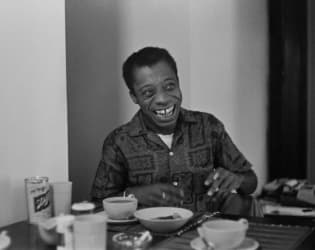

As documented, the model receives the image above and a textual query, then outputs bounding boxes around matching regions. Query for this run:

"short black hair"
[122,46,178,93]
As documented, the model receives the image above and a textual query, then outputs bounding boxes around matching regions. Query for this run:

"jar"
[71,202,95,215]
[24,176,52,224]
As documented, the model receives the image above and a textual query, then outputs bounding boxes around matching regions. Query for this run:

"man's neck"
[141,113,177,135]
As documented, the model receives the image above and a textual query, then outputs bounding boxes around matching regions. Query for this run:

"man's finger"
[207,181,220,196]
[218,175,233,190]
[160,185,184,204]
[204,168,218,186]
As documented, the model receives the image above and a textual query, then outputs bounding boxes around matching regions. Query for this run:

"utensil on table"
[175,211,220,237]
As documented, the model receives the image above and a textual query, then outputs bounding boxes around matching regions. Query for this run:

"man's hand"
[204,167,244,199]
[127,183,184,207]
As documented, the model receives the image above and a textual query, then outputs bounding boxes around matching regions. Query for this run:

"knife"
[175,211,220,237]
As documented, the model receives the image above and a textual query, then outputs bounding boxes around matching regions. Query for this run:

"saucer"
[96,211,138,224]
[190,237,259,250]
[107,217,138,224]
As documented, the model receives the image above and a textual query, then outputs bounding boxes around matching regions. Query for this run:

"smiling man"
[91,47,260,216]
[129,58,181,135]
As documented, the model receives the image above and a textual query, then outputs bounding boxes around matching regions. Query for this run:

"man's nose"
[154,90,169,104]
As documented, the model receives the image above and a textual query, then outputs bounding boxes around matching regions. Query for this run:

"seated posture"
[91,46,259,216]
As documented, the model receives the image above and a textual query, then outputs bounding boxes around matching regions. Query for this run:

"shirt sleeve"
[90,132,127,204]
[212,120,252,173]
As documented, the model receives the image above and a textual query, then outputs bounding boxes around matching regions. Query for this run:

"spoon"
[200,236,215,250]
[134,231,151,247]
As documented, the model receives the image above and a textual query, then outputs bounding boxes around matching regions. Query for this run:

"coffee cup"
[103,196,138,220]
[197,218,248,249]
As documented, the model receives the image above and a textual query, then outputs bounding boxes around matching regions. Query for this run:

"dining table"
[1,212,315,250]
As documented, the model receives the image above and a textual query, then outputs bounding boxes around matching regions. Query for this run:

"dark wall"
[268,0,307,180]
[66,0,122,202]
[307,0,315,183]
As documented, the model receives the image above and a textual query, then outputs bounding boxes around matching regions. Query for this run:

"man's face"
[130,61,182,133]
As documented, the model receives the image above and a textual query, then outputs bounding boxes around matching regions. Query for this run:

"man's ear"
[129,91,138,104]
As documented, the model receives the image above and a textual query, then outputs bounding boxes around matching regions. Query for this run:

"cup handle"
[197,227,204,238]
[237,218,249,229]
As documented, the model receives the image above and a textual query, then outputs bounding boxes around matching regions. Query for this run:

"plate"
[96,211,138,224]
[190,237,259,250]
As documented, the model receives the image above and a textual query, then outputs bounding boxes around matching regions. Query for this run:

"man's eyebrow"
[138,84,153,91]
[164,77,177,82]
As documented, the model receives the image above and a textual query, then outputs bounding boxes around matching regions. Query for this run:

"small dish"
[0,231,11,250]
[190,237,259,250]
[96,211,138,224]
[112,231,152,249]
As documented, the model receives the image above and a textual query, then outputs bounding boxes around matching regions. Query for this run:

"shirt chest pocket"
[126,154,156,185]
[188,147,213,169]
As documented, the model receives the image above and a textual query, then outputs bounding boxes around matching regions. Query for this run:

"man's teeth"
[155,106,174,117]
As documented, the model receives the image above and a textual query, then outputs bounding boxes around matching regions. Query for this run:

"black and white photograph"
[1,0,315,249]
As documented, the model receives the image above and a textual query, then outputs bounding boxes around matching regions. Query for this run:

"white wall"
[0,1,68,226]
[190,1,268,192]
[67,0,267,201]
[115,0,192,117]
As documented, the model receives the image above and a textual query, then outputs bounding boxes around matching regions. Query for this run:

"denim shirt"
[91,108,252,212]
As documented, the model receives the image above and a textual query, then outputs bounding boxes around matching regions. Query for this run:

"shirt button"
[169,151,174,156]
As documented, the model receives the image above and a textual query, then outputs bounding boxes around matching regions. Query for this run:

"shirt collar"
[127,108,198,137]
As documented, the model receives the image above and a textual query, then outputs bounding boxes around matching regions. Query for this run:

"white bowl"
[134,207,193,233]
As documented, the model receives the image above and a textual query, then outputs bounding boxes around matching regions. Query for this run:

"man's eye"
[165,83,175,91]
[142,90,154,98]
